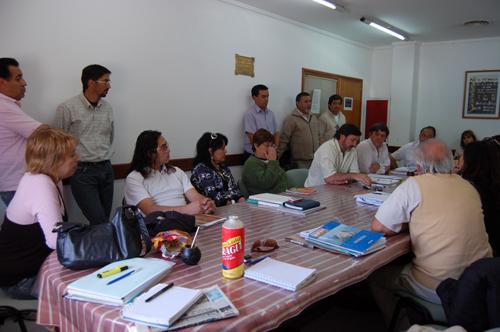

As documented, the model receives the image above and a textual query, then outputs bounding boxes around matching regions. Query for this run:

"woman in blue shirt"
[191,132,244,206]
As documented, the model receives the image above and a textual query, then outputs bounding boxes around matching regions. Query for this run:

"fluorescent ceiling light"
[313,0,336,10]
[360,17,407,41]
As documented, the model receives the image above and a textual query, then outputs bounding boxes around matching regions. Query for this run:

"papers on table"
[354,191,391,207]
[248,193,294,206]
[368,174,403,186]
[247,193,324,216]
[168,285,239,330]
[244,257,316,291]
[391,166,416,176]
[65,258,174,306]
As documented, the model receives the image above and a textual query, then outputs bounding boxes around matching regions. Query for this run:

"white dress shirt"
[305,139,359,187]
[356,139,390,174]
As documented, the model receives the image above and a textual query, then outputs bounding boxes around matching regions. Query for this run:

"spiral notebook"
[244,258,316,291]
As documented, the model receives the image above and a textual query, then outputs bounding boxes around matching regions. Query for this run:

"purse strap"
[133,207,152,255]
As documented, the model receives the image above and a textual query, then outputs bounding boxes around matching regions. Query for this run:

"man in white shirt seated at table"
[390,126,436,169]
[305,124,371,187]
[357,122,391,174]
[370,139,492,323]
[124,130,215,216]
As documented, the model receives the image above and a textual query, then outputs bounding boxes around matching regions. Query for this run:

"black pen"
[145,282,174,303]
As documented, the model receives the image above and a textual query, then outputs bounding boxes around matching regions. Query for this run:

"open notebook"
[244,258,316,291]
[122,284,203,329]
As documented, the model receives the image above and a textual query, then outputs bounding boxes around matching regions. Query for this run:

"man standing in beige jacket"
[278,92,320,169]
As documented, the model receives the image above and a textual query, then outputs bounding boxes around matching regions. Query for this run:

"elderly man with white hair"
[369,139,492,323]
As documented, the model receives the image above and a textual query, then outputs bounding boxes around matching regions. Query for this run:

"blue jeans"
[70,161,114,225]
[0,191,15,206]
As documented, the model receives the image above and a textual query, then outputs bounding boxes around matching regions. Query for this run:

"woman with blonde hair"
[0,127,79,298]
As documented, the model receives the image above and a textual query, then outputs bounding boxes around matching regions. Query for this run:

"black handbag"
[54,206,151,270]
[144,211,196,236]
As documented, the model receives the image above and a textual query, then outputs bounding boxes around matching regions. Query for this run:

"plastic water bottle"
[221,215,245,279]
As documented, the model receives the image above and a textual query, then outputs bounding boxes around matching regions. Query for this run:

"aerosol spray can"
[221,215,245,279]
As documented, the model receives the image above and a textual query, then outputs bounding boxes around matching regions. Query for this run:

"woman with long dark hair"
[191,132,244,206]
[462,138,500,255]
[125,130,215,215]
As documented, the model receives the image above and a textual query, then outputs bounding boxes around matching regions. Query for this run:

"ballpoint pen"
[97,265,129,278]
[144,282,174,303]
[107,269,136,285]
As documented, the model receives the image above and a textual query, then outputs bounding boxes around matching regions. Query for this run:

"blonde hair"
[26,127,77,182]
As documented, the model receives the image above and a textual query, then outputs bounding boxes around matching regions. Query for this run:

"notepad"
[65,258,174,306]
[122,284,203,329]
[244,258,316,291]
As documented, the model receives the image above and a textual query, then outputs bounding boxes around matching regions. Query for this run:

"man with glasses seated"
[55,64,114,225]
[125,130,215,216]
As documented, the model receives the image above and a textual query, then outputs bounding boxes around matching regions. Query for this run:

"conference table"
[37,183,410,332]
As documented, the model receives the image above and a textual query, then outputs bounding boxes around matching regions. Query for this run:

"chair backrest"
[437,257,500,332]
[286,169,309,188]
[238,179,249,199]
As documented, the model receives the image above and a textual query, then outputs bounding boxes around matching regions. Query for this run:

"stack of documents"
[304,220,386,257]
[244,257,316,291]
[248,193,324,216]
[391,166,416,176]
[122,284,203,329]
[368,174,403,186]
[65,258,174,306]
[354,191,391,206]
[248,193,293,207]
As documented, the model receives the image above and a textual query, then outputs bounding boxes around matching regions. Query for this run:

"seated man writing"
[370,139,491,321]
[305,124,371,187]
[124,130,215,215]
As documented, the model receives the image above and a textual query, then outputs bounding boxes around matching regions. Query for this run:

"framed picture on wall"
[462,70,500,119]
[344,97,353,111]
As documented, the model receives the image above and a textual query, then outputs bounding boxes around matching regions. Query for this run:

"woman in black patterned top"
[191,132,244,207]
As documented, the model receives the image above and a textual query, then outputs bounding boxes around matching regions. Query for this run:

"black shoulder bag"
[53,206,151,270]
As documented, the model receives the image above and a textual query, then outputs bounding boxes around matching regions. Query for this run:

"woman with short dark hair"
[242,128,287,195]
[190,132,244,206]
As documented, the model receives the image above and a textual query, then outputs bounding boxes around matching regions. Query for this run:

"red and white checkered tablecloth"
[37,184,410,332]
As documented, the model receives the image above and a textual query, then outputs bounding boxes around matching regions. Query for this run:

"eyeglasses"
[251,239,279,252]
[95,80,111,86]
[157,144,170,151]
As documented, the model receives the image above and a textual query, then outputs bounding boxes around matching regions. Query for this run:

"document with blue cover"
[305,220,385,257]
[65,257,174,306]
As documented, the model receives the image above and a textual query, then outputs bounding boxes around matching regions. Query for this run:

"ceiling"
[233,0,500,47]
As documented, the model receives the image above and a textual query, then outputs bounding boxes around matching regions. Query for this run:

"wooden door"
[302,68,363,128]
